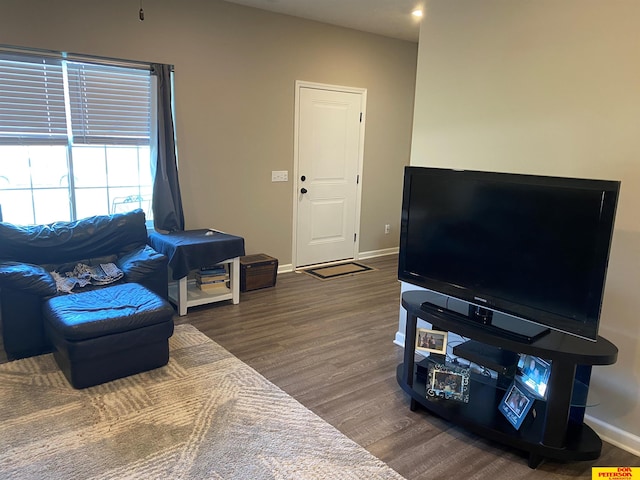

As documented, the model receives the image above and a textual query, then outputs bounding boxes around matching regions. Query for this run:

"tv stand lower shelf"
[398,290,618,469]
[396,365,603,468]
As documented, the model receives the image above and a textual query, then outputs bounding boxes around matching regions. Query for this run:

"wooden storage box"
[240,254,278,292]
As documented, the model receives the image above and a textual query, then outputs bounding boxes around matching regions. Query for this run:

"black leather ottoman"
[43,283,175,389]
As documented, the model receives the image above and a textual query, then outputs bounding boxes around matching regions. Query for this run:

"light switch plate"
[272,170,288,182]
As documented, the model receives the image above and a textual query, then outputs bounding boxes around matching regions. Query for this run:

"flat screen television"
[398,166,620,342]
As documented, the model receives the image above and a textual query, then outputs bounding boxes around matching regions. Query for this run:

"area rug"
[303,261,375,280]
[0,324,404,480]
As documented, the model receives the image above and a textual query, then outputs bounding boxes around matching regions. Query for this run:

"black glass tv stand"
[402,291,618,468]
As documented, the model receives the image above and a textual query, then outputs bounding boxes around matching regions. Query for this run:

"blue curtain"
[150,63,184,232]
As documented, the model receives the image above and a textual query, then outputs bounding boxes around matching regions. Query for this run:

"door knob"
[300,188,308,194]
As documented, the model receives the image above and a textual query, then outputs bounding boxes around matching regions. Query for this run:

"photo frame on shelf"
[426,360,470,403]
[498,380,536,430]
[517,354,552,399]
[416,328,448,355]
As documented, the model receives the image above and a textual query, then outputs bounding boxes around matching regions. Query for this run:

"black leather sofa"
[0,209,168,360]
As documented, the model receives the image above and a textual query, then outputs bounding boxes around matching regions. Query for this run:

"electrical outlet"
[385,224,391,234]
[271,170,288,182]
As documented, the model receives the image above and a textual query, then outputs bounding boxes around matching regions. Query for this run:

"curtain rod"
[0,44,174,72]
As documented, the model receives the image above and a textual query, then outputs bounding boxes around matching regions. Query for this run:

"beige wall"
[0,0,417,265]
[410,0,640,451]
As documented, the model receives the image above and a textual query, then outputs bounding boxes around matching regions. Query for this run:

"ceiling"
[221,0,423,43]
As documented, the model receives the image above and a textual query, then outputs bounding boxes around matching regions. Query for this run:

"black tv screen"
[398,167,620,342]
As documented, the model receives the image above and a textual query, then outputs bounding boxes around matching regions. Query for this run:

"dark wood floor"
[182,254,640,479]
[2,254,638,478]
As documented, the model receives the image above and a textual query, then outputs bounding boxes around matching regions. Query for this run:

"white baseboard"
[278,263,294,274]
[585,415,640,457]
[358,247,399,260]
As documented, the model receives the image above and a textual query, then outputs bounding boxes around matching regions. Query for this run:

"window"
[0,51,156,225]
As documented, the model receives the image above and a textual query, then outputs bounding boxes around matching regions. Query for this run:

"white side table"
[148,229,245,316]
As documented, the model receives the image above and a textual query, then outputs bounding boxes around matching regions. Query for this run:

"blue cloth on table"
[147,229,245,280]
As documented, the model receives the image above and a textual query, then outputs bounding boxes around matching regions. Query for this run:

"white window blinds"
[66,62,152,145]
[0,53,152,146]
[0,55,67,144]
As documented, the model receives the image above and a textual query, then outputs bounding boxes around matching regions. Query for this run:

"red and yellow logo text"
[592,467,639,479]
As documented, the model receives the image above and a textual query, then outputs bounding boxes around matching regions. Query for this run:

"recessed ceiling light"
[412,9,423,18]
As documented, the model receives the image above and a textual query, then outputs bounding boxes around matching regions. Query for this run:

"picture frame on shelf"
[416,328,448,355]
[426,360,470,403]
[498,380,536,430]
[517,354,552,399]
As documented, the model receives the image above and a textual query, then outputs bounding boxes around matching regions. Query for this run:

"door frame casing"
[292,80,367,270]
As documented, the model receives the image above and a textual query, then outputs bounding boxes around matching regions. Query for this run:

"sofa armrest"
[0,261,57,297]
[116,245,168,283]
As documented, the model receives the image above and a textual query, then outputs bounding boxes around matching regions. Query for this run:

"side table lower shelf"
[168,256,240,316]
[396,364,602,467]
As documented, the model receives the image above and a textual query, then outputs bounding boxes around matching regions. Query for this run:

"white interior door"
[294,83,365,268]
